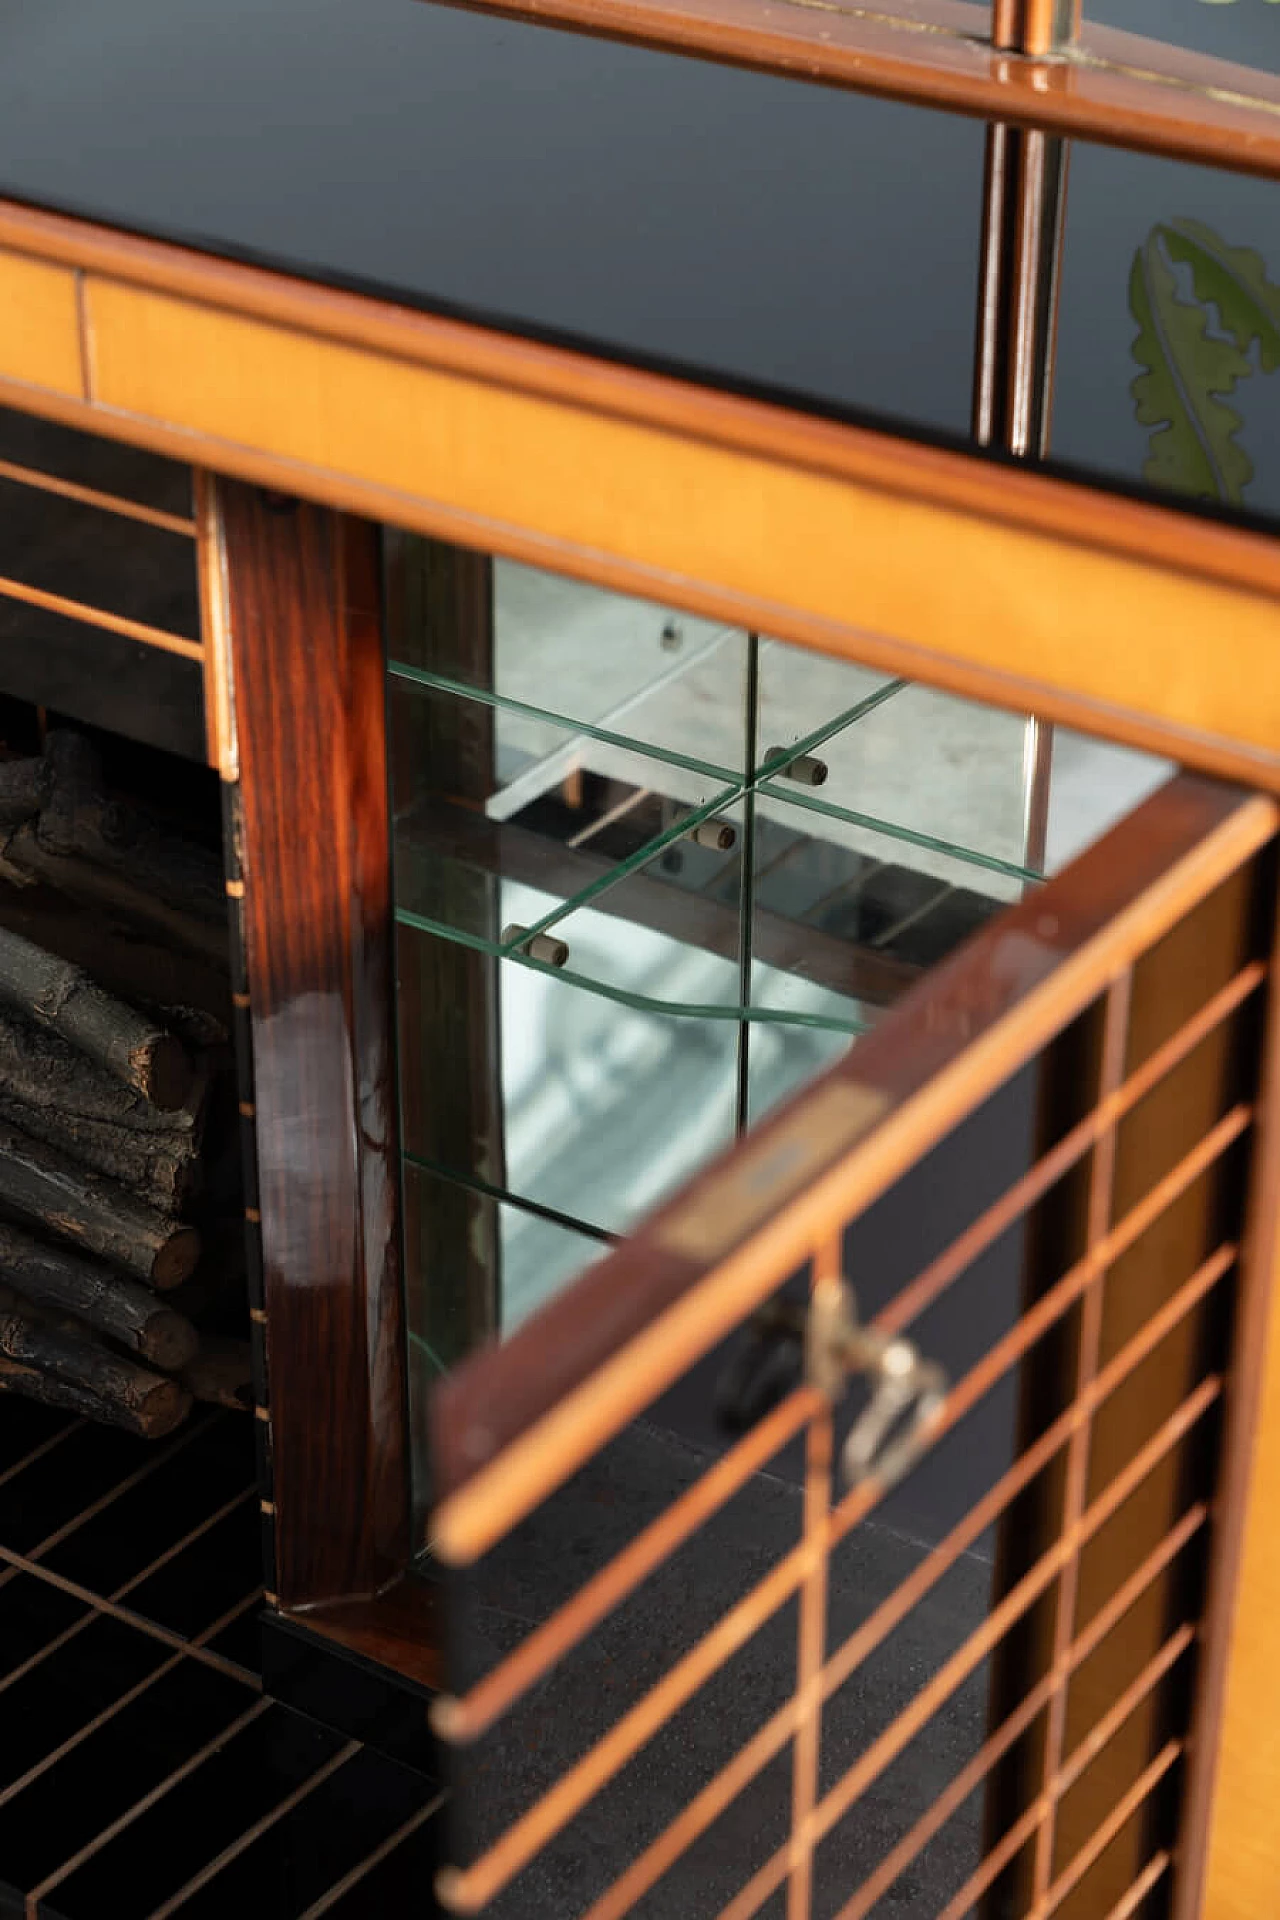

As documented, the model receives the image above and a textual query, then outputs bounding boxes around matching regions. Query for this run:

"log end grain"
[0,1354,192,1439]
[150,1226,202,1291]
[182,1338,253,1412]
[135,1032,195,1112]
[138,1307,201,1374]
[136,1376,194,1439]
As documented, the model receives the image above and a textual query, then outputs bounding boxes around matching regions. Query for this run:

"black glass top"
[1087,0,1276,71]
[0,0,1276,528]
[0,0,983,443]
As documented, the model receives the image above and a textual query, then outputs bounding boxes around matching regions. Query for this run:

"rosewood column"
[214,479,409,1607]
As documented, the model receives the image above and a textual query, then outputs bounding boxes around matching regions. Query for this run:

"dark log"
[0,1121,200,1287]
[0,1357,188,1437]
[0,883,232,1025]
[0,1308,190,1439]
[0,1221,198,1370]
[0,1095,198,1211]
[0,1008,205,1135]
[0,925,193,1109]
[182,1338,253,1411]
[40,732,225,923]
[0,1008,204,1204]
[0,732,229,966]
[0,756,49,827]
[0,821,230,969]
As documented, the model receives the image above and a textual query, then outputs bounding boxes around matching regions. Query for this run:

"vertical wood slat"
[219,481,410,1606]
[196,470,238,781]
[1188,866,1280,1920]
[787,1234,840,1920]
[1031,971,1133,1898]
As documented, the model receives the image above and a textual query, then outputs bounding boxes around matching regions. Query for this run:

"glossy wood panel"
[60,274,1280,794]
[0,247,83,399]
[217,479,410,1607]
[0,199,1275,789]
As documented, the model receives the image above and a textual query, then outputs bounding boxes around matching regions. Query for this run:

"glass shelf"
[388,544,1057,1404]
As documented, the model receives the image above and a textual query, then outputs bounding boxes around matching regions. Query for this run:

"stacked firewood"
[0,729,250,1438]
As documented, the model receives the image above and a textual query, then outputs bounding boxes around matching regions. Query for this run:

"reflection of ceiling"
[496,880,851,1325]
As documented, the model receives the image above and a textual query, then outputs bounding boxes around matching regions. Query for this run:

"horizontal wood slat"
[0,455,195,536]
[424,0,1280,177]
[0,202,1273,786]
[54,269,1280,791]
[440,1367,1216,1912]
[0,569,203,662]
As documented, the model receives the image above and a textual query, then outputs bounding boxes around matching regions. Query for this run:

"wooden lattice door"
[427,771,1279,1920]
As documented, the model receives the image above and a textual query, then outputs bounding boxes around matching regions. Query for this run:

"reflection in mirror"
[1054,142,1280,518]
[385,536,1169,1518]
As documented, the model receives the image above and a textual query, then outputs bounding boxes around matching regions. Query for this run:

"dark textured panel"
[0,407,192,518]
[0,477,198,637]
[41,1704,348,1920]
[0,603,205,762]
[0,1657,253,1895]
[1088,0,1274,68]
[262,1612,438,1776]
[159,1744,436,1918]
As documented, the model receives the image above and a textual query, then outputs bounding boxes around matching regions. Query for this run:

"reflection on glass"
[387,537,1168,1495]
[1088,0,1278,71]
[1054,144,1280,519]
[1130,218,1280,510]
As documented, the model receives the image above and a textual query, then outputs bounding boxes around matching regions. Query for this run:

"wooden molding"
[0,199,1278,790]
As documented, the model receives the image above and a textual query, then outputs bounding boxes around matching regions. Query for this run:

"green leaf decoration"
[1161,218,1280,373]
[1129,229,1254,506]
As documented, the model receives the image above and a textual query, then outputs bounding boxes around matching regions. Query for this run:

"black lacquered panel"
[0,0,984,440]
[0,605,205,761]
[0,406,193,520]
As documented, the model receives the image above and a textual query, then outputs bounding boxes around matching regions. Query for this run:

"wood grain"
[1197,876,1280,1920]
[219,481,410,1606]
[432,0,1280,174]
[0,200,1270,791]
[0,248,83,399]
[65,273,1280,794]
